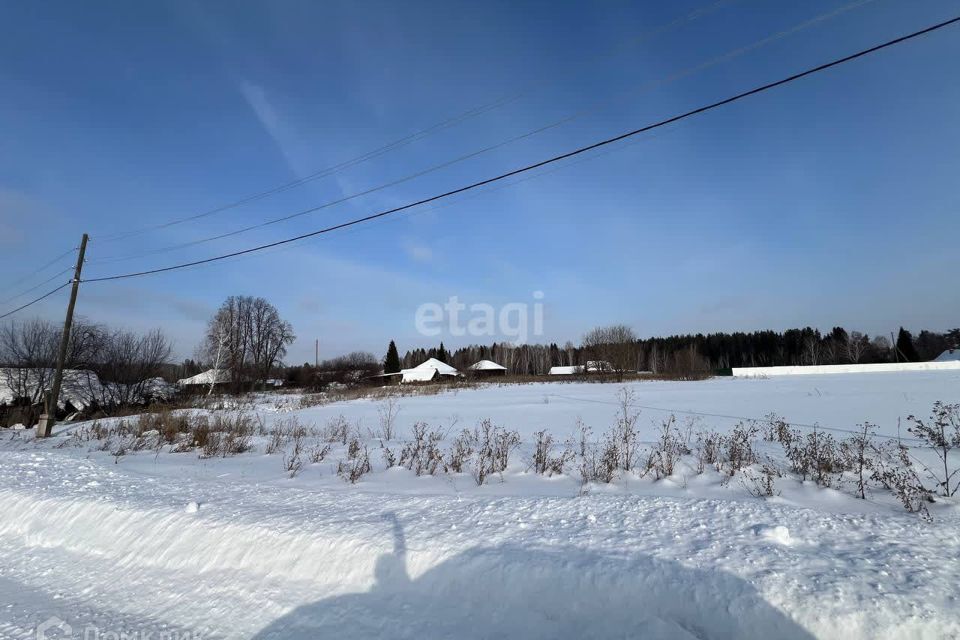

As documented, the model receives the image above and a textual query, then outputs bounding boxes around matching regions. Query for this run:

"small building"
[400,358,460,383]
[547,361,613,375]
[467,359,507,377]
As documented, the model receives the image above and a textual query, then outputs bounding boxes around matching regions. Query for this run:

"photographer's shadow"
[253,514,814,640]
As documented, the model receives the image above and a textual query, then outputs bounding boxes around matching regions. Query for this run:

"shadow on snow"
[253,513,814,640]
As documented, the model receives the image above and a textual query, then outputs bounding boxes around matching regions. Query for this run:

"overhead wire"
[80,15,960,284]
[88,0,881,266]
[0,282,72,321]
[0,246,77,296]
[92,0,740,244]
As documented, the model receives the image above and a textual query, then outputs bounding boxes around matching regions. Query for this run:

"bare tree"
[0,318,101,423]
[844,331,870,364]
[83,327,173,408]
[204,296,295,392]
[582,324,637,382]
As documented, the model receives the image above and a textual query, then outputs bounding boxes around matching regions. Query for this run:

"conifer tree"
[384,340,401,373]
[896,327,920,362]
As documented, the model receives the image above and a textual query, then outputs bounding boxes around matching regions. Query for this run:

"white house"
[467,359,507,377]
[399,358,460,383]
[548,361,613,375]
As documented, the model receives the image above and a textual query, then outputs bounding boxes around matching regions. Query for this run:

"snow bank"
[0,449,956,639]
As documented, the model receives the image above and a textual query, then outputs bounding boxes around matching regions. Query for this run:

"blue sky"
[1,0,958,363]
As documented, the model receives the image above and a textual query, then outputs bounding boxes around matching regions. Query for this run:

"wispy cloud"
[402,239,433,263]
[238,79,304,178]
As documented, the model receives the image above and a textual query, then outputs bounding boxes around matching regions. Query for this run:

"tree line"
[385,325,959,378]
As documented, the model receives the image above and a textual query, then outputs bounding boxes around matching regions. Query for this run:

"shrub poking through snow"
[322,415,351,445]
[761,413,793,446]
[613,387,641,472]
[337,445,371,483]
[840,422,877,499]
[309,442,331,464]
[741,460,781,498]
[398,422,445,476]
[906,401,960,497]
[784,428,843,488]
[694,429,723,474]
[374,397,401,441]
[723,420,760,476]
[873,439,932,520]
[530,430,575,476]
[446,429,474,474]
[469,419,520,486]
[646,415,687,480]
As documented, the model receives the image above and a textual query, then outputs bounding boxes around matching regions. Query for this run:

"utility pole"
[36,233,88,438]
[315,339,319,368]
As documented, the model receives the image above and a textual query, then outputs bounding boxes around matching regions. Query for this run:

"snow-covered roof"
[177,369,231,386]
[548,362,612,375]
[400,358,459,383]
[548,365,583,375]
[468,359,507,371]
[934,348,960,362]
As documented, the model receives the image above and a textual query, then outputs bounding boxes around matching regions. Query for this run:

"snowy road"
[1,446,958,640]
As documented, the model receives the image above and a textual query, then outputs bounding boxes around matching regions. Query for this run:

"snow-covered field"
[1,372,959,639]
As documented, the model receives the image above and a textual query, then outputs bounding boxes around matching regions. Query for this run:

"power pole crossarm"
[37,233,88,438]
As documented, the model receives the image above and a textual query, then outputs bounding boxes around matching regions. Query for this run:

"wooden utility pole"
[315,339,319,368]
[36,233,88,438]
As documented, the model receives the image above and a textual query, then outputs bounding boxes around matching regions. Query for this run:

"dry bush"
[907,401,960,497]
[576,421,619,488]
[321,415,351,444]
[398,422,445,476]
[646,415,688,480]
[784,428,843,487]
[200,412,253,458]
[761,413,793,446]
[469,419,520,486]
[374,397,401,441]
[694,429,723,474]
[873,439,932,519]
[839,422,877,499]
[723,420,760,476]
[612,387,641,472]
[309,442,331,464]
[530,430,574,476]
[740,461,781,498]
[337,445,371,483]
[283,434,304,478]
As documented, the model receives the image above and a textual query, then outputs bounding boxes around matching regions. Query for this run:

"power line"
[92,0,738,244]
[0,282,71,321]
[89,0,879,265]
[81,15,960,284]
[0,246,77,296]
[0,267,74,307]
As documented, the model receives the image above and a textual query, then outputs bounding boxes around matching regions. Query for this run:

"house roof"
[407,358,458,375]
[399,358,459,382]
[177,369,231,386]
[934,348,960,362]
[468,359,507,371]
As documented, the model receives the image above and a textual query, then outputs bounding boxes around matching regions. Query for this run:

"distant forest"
[399,326,959,376]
